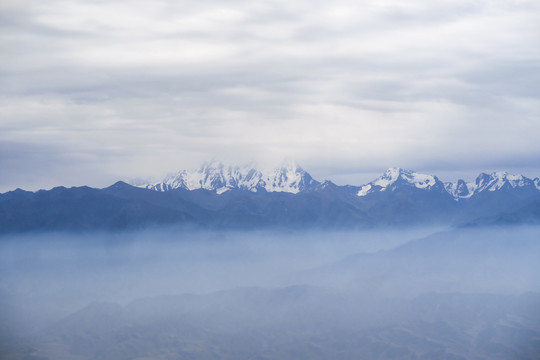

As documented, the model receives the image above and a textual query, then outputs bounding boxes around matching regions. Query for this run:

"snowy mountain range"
[142,160,320,194]
[444,171,539,199]
[137,162,540,201]
[2,161,540,233]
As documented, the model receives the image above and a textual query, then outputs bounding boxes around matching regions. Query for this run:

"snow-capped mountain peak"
[141,161,319,194]
[475,171,532,192]
[357,168,441,196]
[445,171,536,199]
[263,159,317,193]
[444,179,472,199]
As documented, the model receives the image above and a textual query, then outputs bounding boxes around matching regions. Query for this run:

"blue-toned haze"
[1,0,539,192]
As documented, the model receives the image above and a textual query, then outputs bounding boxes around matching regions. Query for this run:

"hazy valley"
[1,226,539,359]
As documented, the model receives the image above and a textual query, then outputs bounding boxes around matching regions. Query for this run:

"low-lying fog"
[0,226,444,312]
[1,226,539,359]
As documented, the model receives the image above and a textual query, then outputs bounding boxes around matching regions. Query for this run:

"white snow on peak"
[357,184,373,197]
[444,180,475,200]
[357,168,439,196]
[141,160,319,194]
[134,163,540,198]
[215,186,231,195]
[474,171,532,192]
[445,171,535,199]
[262,159,312,193]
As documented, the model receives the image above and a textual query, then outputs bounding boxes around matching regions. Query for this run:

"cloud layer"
[1,0,540,190]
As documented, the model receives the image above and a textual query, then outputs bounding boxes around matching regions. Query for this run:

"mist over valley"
[1,225,539,359]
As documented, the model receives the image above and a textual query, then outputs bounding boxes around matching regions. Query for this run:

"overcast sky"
[1,0,540,191]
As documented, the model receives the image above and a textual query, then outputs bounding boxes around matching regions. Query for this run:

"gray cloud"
[1,0,539,191]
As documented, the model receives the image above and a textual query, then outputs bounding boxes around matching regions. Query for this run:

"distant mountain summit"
[445,172,539,199]
[141,160,320,194]
[354,168,540,200]
[356,168,446,196]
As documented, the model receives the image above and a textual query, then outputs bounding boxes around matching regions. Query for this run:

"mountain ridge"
[133,162,540,201]
[2,162,540,233]
[141,160,320,195]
